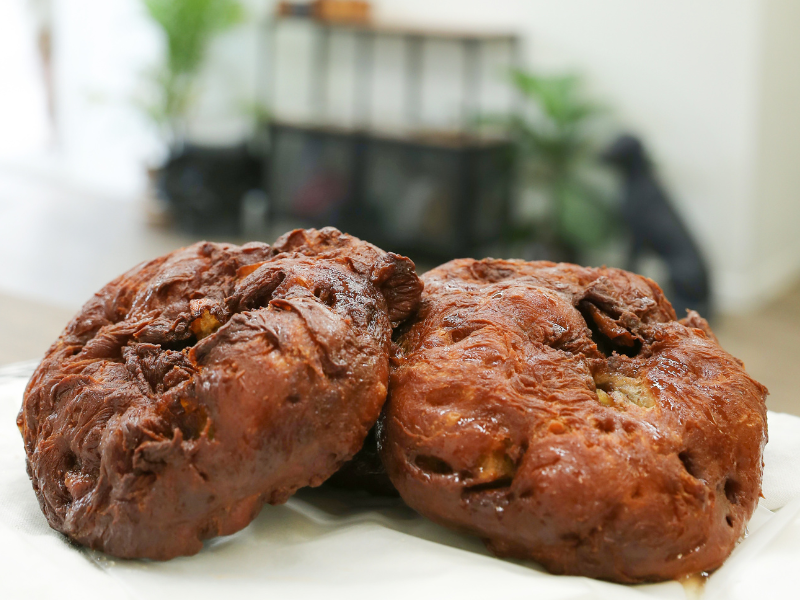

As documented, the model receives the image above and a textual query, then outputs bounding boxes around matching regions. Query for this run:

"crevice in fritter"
[60,451,80,501]
[391,321,413,345]
[578,300,641,358]
[724,478,742,504]
[251,271,287,309]
[593,416,616,433]
[192,464,210,482]
[726,515,734,527]
[313,285,336,307]
[448,323,487,344]
[63,451,78,471]
[462,477,513,495]
[415,454,454,475]
[125,344,197,397]
[560,532,584,548]
[160,335,198,353]
[679,451,701,479]
[175,399,211,441]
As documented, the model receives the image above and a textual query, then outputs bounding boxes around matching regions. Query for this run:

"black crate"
[268,122,512,263]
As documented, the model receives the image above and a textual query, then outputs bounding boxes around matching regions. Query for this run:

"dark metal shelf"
[271,118,510,150]
[264,15,521,133]
[260,16,521,263]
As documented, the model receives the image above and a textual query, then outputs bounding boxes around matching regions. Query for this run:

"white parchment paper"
[2,362,799,600]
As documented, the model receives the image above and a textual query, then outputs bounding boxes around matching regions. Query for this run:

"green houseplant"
[139,0,266,236]
[504,69,618,262]
[142,0,244,149]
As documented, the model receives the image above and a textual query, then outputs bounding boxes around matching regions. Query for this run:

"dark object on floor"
[157,144,264,236]
[382,258,767,583]
[601,135,712,319]
[18,228,422,559]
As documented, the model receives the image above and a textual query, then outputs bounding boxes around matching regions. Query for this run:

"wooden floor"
[714,281,800,415]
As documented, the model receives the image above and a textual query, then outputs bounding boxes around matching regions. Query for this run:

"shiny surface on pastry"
[381,258,767,583]
[17,227,422,560]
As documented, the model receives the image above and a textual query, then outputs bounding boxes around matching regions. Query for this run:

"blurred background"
[0,0,798,413]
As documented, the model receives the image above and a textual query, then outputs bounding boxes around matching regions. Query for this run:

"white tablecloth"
[2,361,799,600]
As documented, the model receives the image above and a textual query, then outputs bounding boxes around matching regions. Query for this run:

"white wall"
[371,0,776,312]
[6,0,798,311]
[0,1,50,160]
[749,0,800,307]
[52,0,163,197]
[18,0,265,199]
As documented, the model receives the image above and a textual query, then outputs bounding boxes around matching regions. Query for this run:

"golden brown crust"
[381,258,768,583]
[17,227,422,559]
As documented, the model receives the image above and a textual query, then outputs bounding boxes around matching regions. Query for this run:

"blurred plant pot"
[153,143,264,237]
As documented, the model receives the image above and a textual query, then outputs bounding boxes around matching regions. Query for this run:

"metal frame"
[260,15,522,261]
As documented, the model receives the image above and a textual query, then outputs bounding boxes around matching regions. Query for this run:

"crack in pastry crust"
[17,227,422,560]
[381,258,768,583]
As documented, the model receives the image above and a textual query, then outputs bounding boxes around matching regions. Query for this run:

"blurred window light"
[0,0,50,160]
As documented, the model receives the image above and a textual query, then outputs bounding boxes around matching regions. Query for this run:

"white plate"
[2,363,799,600]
